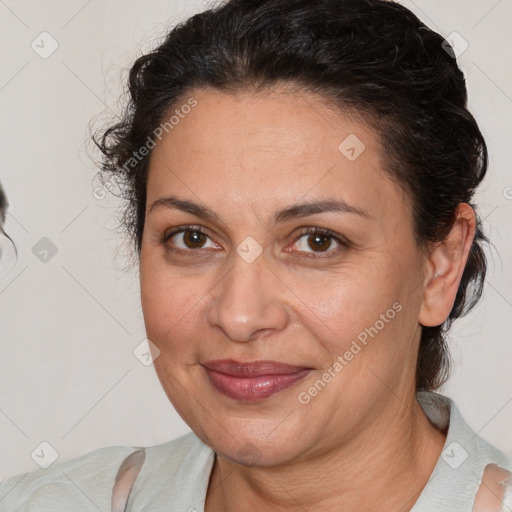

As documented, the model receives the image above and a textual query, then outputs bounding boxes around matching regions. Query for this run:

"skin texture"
[139,85,476,511]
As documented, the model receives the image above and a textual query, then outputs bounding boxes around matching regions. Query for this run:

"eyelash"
[161,225,350,258]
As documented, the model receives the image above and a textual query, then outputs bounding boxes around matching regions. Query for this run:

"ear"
[418,203,476,327]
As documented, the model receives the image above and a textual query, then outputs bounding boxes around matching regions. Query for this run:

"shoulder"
[418,391,512,469]
[0,444,136,511]
[0,433,201,512]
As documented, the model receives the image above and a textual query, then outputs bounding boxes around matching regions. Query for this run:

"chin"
[194,417,313,467]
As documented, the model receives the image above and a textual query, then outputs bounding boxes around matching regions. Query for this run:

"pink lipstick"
[202,359,311,401]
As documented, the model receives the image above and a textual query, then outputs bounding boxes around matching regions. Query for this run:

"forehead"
[146,86,409,227]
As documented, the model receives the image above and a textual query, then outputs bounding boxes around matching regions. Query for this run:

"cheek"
[311,291,403,364]
[280,263,394,329]
[139,255,211,355]
[140,253,178,342]
[284,259,416,369]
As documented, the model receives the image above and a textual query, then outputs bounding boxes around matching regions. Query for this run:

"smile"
[201,360,312,401]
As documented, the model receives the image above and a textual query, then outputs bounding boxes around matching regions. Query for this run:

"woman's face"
[140,86,428,466]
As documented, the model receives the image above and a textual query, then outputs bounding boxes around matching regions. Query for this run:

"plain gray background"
[0,0,511,479]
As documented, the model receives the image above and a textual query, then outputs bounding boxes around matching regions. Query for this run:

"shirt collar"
[411,391,512,511]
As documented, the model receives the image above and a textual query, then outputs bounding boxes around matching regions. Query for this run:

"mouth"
[201,359,312,401]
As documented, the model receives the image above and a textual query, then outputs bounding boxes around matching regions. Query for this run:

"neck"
[205,393,446,512]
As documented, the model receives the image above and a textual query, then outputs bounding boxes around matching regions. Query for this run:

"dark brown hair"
[0,182,8,231]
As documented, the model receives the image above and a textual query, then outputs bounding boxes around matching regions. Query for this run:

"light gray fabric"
[413,392,512,512]
[0,391,511,511]
[0,445,137,511]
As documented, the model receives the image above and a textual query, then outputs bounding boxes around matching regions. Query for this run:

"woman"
[1,0,510,510]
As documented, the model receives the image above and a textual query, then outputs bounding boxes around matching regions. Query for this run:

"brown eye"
[163,226,219,252]
[307,233,332,252]
[182,230,207,249]
[289,228,348,256]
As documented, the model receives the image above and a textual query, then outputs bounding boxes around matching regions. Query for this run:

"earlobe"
[418,203,476,327]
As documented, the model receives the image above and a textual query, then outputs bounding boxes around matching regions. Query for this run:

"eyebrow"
[148,196,370,224]
[274,199,369,223]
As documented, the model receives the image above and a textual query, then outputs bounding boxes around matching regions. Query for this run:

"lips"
[201,359,312,401]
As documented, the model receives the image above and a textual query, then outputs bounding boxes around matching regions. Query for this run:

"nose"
[206,249,289,343]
